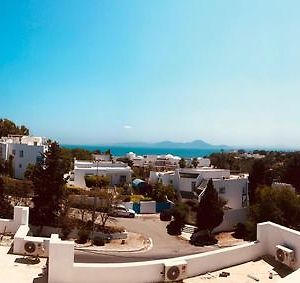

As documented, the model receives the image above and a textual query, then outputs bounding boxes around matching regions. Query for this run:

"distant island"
[112,140,230,150]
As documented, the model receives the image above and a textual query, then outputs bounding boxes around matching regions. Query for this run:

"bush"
[93,236,106,246]
[190,232,218,246]
[233,223,248,239]
[167,221,182,235]
[61,226,72,240]
[160,209,172,221]
[77,228,90,244]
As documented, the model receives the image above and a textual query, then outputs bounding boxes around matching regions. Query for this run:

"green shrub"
[93,236,106,246]
[167,221,182,235]
[77,228,90,244]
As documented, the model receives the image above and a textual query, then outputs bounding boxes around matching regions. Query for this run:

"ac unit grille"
[167,266,180,281]
[24,241,36,254]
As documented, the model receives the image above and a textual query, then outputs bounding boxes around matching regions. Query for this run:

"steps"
[182,224,197,234]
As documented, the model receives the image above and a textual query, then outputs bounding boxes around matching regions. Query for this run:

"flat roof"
[184,256,293,283]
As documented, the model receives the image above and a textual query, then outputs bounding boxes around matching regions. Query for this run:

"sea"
[62,145,226,158]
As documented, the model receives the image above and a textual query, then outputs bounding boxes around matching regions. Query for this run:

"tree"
[7,155,14,178]
[0,118,29,138]
[85,175,110,188]
[179,158,186,168]
[151,182,176,202]
[192,158,199,168]
[196,179,226,236]
[167,202,189,235]
[24,164,35,180]
[0,177,13,218]
[31,142,67,227]
[283,153,300,192]
[247,186,300,239]
[248,159,268,204]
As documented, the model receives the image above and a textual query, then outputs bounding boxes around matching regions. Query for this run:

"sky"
[1,0,300,148]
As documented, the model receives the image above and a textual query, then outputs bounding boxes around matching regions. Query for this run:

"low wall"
[0,206,29,234]
[122,201,171,214]
[48,222,300,283]
[258,222,300,270]
[48,237,264,283]
[69,195,108,208]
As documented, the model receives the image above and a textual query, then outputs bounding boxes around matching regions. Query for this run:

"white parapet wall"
[48,222,300,283]
[140,201,156,214]
[257,222,300,270]
[0,206,29,234]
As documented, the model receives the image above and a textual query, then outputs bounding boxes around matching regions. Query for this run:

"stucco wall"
[0,206,29,233]
[48,222,300,283]
[48,238,264,283]
[258,222,300,269]
[213,207,248,233]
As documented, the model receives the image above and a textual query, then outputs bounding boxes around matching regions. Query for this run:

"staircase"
[182,224,197,234]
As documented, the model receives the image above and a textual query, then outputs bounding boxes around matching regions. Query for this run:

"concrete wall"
[0,206,29,233]
[48,237,264,283]
[139,201,156,214]
[213,208,248,233]
[258,222,300,270]
[213,177,248,209]
[48,222,300,283]
[73,167,131,188]
[8,143,46,179]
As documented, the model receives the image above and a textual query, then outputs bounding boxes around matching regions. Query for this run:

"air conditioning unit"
[275,245,295,268]
[24,241,45,256]
[164,260,187,282]
[24,241,36,255]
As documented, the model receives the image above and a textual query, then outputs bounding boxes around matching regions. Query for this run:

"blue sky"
[1,0,300,148]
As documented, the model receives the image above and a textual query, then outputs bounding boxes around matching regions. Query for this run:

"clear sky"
[1,0,300,148]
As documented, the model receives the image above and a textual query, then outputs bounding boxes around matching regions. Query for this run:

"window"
[12,150,16,156]
[19,164,22,168]
[119,175,127,184]
[219,187,226,194]
[20,150,24,158]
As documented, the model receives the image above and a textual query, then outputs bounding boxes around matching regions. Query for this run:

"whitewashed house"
[150,167,249,209]
[0,135,48,179]
[72,159,132,188]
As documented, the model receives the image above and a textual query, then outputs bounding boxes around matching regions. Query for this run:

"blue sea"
[62,145,226,158]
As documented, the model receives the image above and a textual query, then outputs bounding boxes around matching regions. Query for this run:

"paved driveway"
[75,215,218,263]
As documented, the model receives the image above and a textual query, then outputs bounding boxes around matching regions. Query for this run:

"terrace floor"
[0,237,47,283]
[184,256,294,283]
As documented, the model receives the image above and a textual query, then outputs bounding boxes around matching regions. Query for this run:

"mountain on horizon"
[113,139,230,149]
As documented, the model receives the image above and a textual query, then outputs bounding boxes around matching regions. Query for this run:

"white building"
[72,159,132,188]
[150,167,249,209]
[0,135,48,179]
[126,152,181,169]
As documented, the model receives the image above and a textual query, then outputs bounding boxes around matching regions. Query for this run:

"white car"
[109,205,136,218]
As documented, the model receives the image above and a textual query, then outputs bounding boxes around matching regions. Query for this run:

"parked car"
[109,205,136,218]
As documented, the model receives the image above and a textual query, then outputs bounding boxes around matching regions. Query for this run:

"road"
[74,215,218,263]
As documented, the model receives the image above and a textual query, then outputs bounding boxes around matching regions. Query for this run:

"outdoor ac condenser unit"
[275,245,295,268]
[24,241,45,256]
[164,260,187,282]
